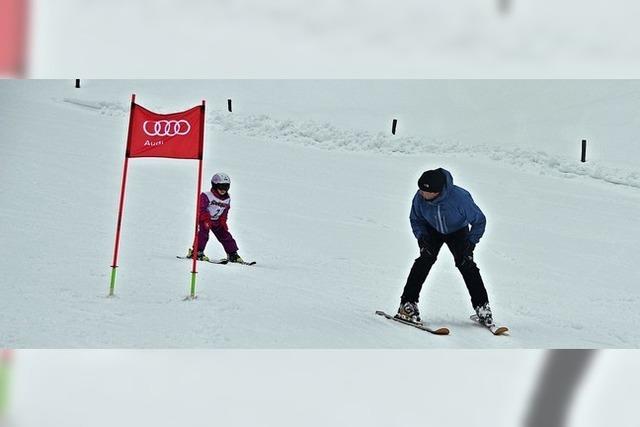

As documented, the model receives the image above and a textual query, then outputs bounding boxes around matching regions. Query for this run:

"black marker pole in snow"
[227,99,232,112]
[75,79,80,88]
[392,119,398,135]
[581,139,587,162]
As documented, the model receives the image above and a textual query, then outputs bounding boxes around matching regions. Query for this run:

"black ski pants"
[401,224,489,309]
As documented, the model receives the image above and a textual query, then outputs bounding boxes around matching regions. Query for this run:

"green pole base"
[189,271,197,299]
[0,353,10,416]
[109,266,117,296]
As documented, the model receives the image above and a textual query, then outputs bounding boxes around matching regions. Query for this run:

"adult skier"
[185,172,245,263]
[397,168,495,327]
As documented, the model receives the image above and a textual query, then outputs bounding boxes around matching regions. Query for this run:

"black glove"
[462,241,476,264]
[464,241,476,255]
[418,237,435,257]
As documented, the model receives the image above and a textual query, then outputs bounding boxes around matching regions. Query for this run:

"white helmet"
[211,172,231,188]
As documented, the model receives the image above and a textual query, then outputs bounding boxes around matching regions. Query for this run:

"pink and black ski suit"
[195,189,239,254]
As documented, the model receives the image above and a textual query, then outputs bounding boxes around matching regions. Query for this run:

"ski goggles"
[213,183,230,191]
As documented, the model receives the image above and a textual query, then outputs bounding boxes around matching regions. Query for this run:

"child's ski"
[176,256,256,266]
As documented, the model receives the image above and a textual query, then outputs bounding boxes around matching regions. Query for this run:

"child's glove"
[218,216,228,231]
[199,212,213,230]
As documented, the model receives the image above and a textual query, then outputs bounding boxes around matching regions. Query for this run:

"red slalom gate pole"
[109,94,136,296]
[188,100,206,299]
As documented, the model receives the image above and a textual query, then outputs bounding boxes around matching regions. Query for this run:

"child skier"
[186,172,245,263]
[397,168,496,327]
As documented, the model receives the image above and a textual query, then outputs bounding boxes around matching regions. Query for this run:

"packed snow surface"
[1,80,639,348]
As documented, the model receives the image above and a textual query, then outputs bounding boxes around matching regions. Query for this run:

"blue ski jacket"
[410,168,486,245]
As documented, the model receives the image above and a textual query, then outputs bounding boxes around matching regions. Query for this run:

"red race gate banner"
[0,0,28,76]
[110,95,206,298]
[127,103,204,159]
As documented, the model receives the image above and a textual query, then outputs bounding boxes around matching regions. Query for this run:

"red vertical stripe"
[0,0,28,76]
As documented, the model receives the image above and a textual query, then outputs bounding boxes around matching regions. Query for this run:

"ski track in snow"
[61,97,640,190]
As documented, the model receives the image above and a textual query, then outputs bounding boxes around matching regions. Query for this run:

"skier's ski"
[177,255,227,264]
[375,310,449,335]
[470,314,509,335]
[176,256,256,266]
[209,257,256,266]
[227,259,256,266]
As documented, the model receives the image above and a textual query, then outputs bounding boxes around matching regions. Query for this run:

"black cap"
[418,169,445,193]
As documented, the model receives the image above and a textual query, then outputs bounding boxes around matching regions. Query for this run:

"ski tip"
[433,327,450,335]
[493,326,509,335]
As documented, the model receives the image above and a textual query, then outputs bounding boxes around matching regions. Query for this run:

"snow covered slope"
[1,80,639,348]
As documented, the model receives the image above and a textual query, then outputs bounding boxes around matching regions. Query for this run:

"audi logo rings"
[143,120,191,136]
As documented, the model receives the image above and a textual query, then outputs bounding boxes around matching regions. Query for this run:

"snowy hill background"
[1,79,639,348]
[29,0,640,78]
